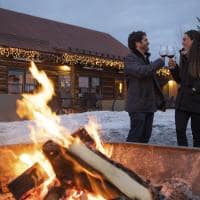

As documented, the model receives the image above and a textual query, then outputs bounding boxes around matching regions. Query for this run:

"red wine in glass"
[167,54,175,58]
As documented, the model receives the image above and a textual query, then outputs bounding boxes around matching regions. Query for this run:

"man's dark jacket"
[124,50,165,113]
[170,52,200,114]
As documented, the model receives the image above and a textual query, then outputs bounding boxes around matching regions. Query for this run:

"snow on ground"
[0,109,193,147]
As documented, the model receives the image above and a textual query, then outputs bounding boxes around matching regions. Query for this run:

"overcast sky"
[0,0,199,59]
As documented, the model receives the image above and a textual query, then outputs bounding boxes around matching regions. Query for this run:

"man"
[124,31,165,143]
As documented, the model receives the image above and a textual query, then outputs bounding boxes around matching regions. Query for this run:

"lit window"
[59,75,71,93]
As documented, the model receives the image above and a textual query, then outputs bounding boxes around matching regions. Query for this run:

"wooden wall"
[101,77,115,99]
[0,59,125,99]
[76,65,125,100]
[0,65,8,93]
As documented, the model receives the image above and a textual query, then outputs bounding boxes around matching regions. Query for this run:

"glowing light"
[168,80,175,88]
[59,65,71,71]
[119,82,123,94]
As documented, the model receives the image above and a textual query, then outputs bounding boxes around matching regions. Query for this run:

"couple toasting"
[125,30,200,147]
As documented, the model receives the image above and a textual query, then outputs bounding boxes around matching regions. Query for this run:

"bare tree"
[197,17,200,31]
[174,26,184,59]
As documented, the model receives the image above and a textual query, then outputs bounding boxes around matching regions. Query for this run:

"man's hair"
[128,31,146,51]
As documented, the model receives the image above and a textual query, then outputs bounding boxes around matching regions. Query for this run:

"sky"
[0,0,199,59]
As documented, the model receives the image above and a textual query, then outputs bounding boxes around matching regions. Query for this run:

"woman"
[168,30,200,147]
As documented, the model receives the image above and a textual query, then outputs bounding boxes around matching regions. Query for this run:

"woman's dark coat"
[170,53,200,113]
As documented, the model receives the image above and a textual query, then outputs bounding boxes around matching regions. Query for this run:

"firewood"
[68,142,159,200]
[72,128,163,199]
[43,140,120,199]
[0,176,11,193]
[8,163,48,200]
[72,128,95,146]
[42,133,163,200]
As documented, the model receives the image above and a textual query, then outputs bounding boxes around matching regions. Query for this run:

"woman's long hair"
[185,30,200,78]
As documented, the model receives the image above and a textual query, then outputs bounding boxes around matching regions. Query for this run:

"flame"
[66,189,84,199]
[66,189,106,200]
[85,117,113,158]
[87,194,106,200]
[15,61,112,199]
[17,61,110,156]
[16,61,73,147]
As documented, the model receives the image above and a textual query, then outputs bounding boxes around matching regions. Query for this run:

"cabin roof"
[0,8,129,60]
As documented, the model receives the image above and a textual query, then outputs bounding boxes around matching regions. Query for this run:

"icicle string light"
[0,47,124,69]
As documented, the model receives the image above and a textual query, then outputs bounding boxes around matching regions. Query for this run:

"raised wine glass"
[159,45,168,58]
[167,46,176,59]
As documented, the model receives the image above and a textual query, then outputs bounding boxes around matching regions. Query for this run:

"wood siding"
[0,65,7,93]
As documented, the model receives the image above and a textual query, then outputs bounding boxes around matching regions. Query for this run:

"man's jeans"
[126,112,154,143]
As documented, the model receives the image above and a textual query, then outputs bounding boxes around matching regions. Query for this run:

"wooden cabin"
[0,8,129,121]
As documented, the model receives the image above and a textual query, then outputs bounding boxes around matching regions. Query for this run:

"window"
[79,76,89,97]
[8,70,24,94]
[8,69,37,94]
[24,72,36,93]
[59,75,71,99]
[59,75,70,91]
[78,76,102,100]
[91,77,101,95]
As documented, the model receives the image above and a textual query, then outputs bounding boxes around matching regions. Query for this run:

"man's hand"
[168,58,176,69]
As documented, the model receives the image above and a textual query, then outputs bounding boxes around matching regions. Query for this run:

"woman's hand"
[168,58,177,69]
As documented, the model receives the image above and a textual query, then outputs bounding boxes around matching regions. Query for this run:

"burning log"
[43,140,119,199]
[72,128,95,146]
[8,163,48,200]
[42,128,163,200]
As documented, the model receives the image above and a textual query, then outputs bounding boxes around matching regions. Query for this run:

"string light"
[0,47,40,60]
[156,67,171,77]
[0,47,124,69]
[61,53,124,69]
[0,46,170,78]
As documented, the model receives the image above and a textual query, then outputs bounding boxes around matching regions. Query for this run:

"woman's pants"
[175,109,200,147]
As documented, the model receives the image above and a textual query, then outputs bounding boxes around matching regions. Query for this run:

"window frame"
[8,68,25,94]
[7,68,37,94]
